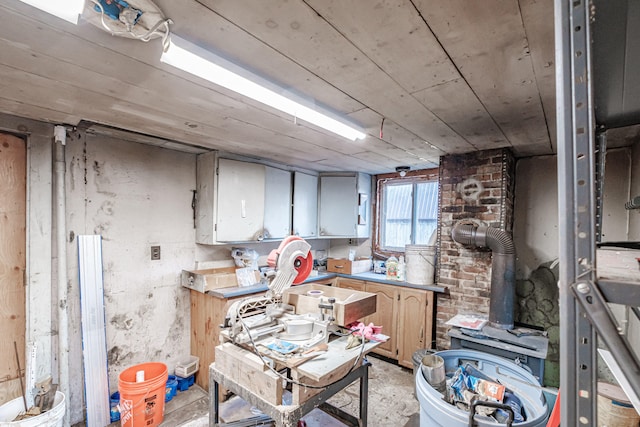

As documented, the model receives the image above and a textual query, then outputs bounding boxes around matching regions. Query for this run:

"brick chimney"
[435,148,515,349]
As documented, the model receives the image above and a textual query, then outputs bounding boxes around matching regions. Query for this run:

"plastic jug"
[386,256,398,280]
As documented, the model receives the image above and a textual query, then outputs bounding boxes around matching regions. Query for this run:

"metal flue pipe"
[451,223,516,329]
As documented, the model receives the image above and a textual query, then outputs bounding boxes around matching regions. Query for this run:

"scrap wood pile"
[12,376,57,421]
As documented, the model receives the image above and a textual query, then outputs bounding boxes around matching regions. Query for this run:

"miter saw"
[223,236,336,350]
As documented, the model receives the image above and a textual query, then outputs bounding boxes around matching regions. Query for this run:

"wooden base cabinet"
[336,278,434,368]
[190,290,248,390]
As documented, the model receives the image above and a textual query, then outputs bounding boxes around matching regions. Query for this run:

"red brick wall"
[435,148,515,349]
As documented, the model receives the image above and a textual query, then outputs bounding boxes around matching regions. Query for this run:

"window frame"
[373,168,439,259]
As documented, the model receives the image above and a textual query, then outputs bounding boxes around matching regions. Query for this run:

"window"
[374,169,439,255]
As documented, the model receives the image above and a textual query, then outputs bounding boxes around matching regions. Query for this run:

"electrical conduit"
[54,125,70,424]
[451,223,516,329]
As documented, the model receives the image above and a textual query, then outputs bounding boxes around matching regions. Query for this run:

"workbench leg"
[210,380,219,426]
[359,363,369,427]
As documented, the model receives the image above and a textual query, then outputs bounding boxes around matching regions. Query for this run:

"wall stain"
[110,314,134,331]
[99,200,115,216]
[83,144,87,185]
[93,223,111,236]
[161,287,187,350]
[136,304,152,321]
[108,345,133,366]
[69,155,78,192]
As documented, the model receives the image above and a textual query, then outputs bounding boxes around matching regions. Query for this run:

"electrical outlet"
[348,238,355,245]
[151,245,161,260]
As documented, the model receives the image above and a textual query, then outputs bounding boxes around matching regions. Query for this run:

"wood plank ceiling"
[0,0,555,174]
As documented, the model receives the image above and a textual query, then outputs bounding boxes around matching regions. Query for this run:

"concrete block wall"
[65,131,197,422]
[435,148,515,349]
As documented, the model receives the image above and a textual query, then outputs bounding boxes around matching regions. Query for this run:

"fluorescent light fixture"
[161,35,366,141]
[18,0,85,24]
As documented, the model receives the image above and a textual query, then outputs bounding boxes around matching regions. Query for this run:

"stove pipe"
[451,223,516,329]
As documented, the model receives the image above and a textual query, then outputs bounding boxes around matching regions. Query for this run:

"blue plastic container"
[416,349,549,426]
[109,391,120,423]
[176,374,194,391]
[165,375,178,402]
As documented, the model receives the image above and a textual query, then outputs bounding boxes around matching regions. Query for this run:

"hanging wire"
[89,0,172,50]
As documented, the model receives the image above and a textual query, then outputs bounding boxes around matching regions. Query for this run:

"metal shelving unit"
[556,0,640,424]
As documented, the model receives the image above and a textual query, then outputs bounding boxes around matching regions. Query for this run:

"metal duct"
[451,223,516,329]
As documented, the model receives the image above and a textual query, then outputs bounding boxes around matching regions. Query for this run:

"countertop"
[206,270,447,299]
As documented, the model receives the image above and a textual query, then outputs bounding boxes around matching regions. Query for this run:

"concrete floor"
[102,355,419,427]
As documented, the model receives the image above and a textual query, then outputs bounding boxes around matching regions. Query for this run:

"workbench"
[209,336,380,426]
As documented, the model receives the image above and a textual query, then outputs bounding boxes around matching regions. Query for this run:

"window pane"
[381,183,412,249]
[414,181,439,244]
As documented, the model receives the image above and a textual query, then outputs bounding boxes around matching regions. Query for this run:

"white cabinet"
[196,155,370,243]
[216,158,266,242]
[264,166,292,240]
[318,173,371,238]
[292,172,318,238]
[195,154,291,243]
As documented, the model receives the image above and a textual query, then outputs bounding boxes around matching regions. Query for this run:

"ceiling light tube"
[161,35,366,141]
[18,0,85,24]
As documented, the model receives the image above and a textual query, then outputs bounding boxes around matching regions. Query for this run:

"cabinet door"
[264,166,292,239]
[216,159,266,242]
[396,288,428,368]
[318,175,357,237]
[195,152,217,244]
[364,282,397,359]
[292,172,318,238]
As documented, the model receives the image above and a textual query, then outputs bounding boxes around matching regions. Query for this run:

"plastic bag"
[231,247,259,270]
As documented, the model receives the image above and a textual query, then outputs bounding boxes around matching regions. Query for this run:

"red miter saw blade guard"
[267,236,314,284]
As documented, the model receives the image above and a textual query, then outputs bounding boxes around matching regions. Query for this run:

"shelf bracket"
[572,280,640,403]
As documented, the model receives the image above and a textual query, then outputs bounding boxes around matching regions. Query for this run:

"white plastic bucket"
[0,392,65,427]
[405,245,436,285]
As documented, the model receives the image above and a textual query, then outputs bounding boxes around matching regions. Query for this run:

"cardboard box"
[181,267,260,293]
[282,284,376,326]
[327,258,372,275]
[597,247,640,282]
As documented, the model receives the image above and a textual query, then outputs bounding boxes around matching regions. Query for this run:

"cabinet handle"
[241,200,247,218]
[420,327,424,340]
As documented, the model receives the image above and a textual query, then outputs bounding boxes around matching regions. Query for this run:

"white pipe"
[54,125,70,425]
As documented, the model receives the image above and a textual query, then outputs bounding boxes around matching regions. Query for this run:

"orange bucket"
[118,362,168,427]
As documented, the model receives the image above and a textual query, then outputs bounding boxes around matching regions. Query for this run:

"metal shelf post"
[556,0,640,424]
